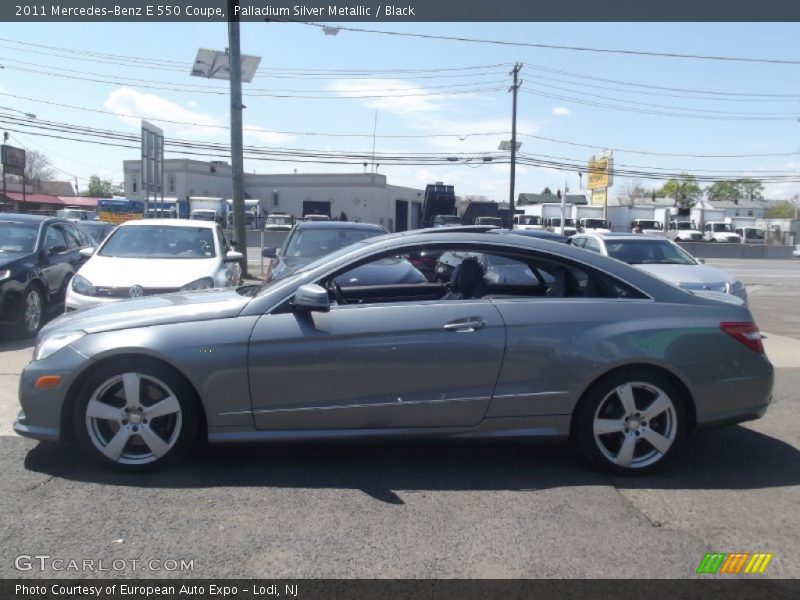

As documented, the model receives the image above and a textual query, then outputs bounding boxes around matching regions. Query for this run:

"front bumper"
[13,345,92,442]
[65,286,120,312]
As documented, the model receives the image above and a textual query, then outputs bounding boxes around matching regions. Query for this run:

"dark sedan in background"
[0,214,95,336]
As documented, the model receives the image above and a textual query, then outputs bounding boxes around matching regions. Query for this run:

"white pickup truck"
[703,221,741,243]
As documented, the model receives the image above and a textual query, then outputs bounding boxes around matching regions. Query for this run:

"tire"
[574,368,686,475]
[73,358,200,471]
[17,284,44,337]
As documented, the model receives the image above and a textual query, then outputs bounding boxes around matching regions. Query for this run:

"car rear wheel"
[73,360,199,471]
[18,285,44,337]
[575,370,685,475]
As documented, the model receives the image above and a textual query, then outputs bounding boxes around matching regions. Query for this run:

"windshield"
[605,239,696,265]
[518,215,540,225]
[435,215,461,224]
[284,228,381,258]
[550,218,574,227]
[675,221,695,230]
[0,222,38,255]
[636,220,661,229]
[268,215,292,225]
[476,217,503,226]
[191,211,217,221]
[712,223,734,232]
[99,225,216,259]
[583,219,608,228]
[742,228,764,239]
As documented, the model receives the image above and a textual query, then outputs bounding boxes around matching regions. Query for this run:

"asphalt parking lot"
[0,257,797,579]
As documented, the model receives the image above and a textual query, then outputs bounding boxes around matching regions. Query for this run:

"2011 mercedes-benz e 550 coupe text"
[15,229,773,474]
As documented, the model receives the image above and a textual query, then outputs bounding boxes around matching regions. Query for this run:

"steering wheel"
[330,280,347,305]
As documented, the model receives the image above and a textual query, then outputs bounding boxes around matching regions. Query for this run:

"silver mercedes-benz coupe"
[15,229,773,474]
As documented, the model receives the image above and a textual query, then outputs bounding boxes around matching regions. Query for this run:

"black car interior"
[319,245,644,306]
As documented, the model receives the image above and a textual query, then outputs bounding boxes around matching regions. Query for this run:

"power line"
[3,92,797,158]
[297,22,800,66]
[4,114,799,182]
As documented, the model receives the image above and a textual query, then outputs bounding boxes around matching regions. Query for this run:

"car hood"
[39,288,250,337]
[77,255,218,288]
[634,263,736,287]
[0,253,31,270]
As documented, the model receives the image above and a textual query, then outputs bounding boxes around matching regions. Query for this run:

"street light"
[191,39,261,276]
[499,140,522,229]
[0,106,36,119]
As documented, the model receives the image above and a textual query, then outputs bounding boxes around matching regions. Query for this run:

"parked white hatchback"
[65,219,242,311]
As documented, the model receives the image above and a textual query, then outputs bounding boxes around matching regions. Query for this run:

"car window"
[284,228,382,258]
[604,239,695,265]
[317,244,646,307]
[100,225,216,259]
[572,237,587,249]
[61,224,85,249]
[584,238,602,254]
[216,226,231,254]
[0,222,38,255]
[43,226,67,255]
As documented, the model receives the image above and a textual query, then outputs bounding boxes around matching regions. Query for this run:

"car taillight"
[720,322,764,354]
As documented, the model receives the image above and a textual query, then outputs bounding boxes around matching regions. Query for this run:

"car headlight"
[0,269,10,282]
[33,331,86,362]
[71,274,95,296]
[180,277,214,291]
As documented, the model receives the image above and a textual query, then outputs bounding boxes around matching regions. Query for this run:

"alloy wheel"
[85,372,183,465]
[592,381,678,470]
[24,289,42,334]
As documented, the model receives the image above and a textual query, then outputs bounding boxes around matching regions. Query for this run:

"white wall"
[123,160,424,231]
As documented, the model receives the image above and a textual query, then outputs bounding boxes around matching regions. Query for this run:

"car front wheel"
[575,370,685,475]
[18,285,44,337]
[73,360,199,471]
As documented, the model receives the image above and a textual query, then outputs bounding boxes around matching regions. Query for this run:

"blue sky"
[1,21,799,201]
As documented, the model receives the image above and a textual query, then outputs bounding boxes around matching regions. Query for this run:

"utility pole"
[508,63,522,229]
[228,0,248,276]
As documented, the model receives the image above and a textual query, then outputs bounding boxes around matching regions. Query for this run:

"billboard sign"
[141,121,164,213]
[588,156,613,190]
[591,189,607,207]
[1,145,26,177]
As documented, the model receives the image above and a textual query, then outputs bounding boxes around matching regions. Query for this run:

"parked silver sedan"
[571,232,747,303]
[15,229,772,474]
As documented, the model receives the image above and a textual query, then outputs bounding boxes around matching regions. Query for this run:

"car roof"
[119,218,216,229]
[0,214,76,227]
[293,220,386,231]
[575,232,666,241]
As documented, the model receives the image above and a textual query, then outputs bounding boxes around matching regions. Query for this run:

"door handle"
[443,318,485,332]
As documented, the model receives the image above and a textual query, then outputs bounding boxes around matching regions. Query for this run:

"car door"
[248,295,506,431]
[38,225,72,299]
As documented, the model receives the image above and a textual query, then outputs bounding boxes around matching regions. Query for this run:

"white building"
[122,159,425,231]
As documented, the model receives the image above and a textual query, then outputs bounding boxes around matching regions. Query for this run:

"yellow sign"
[591,189,607,207]
[588,157,613,190]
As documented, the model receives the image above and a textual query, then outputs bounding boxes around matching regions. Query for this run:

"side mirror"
[49,245,67,257]
[224,251,244,263]
[262,247,278,258]
[292,284,330,313]
[698,258,706,264]
[79,247,95,258]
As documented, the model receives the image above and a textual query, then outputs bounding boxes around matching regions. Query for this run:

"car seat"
[442,257,488,300]
[546,267,582,297]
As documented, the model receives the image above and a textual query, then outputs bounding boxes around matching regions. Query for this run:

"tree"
[765,200,796,219]
[657,174,702,208]
[706,178,764,204]
[706,180,741,204]
[620,178,647,205]
[23,150,56,183]
[84,175,115,197]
